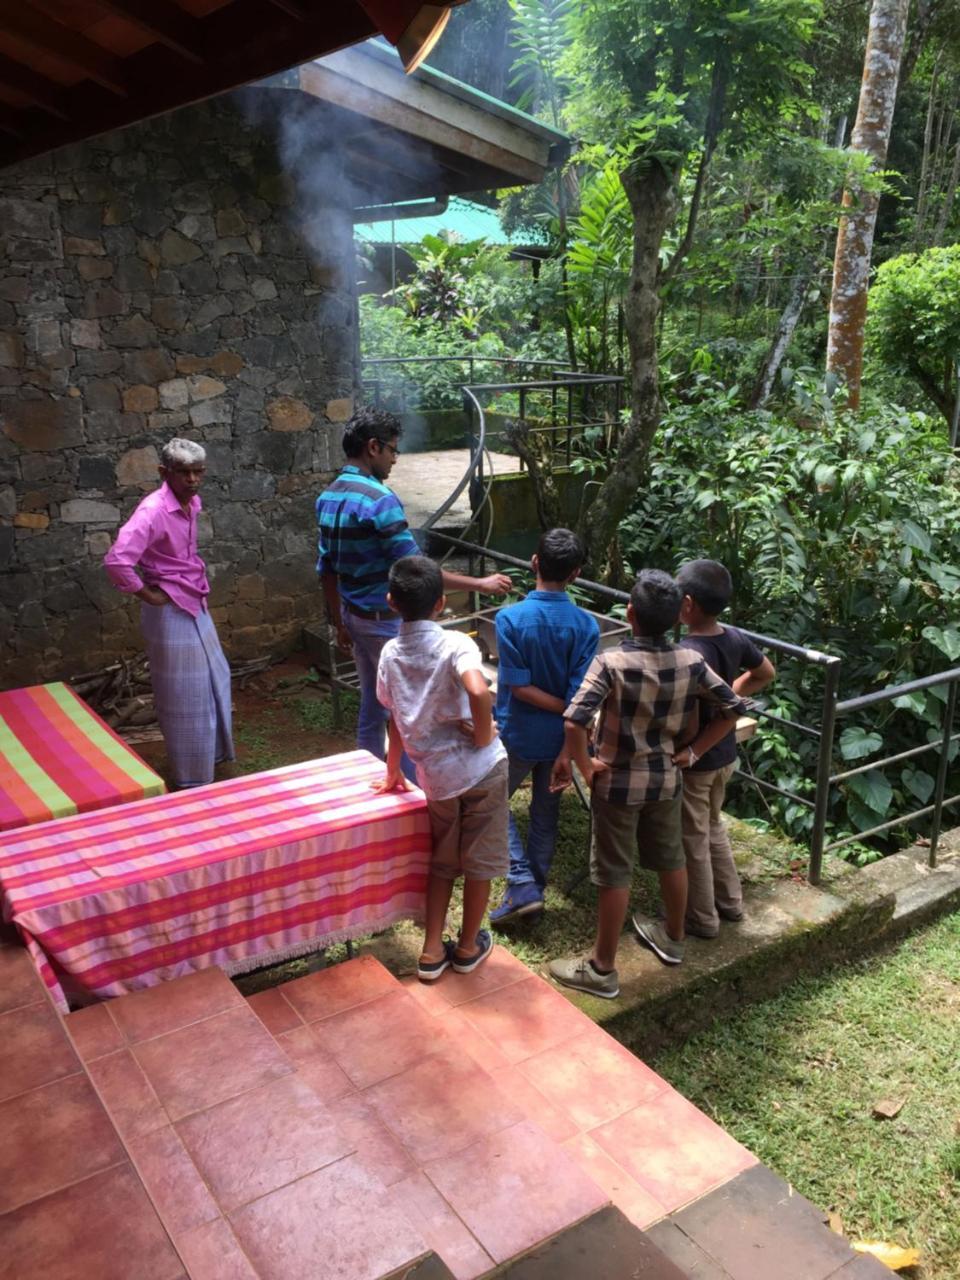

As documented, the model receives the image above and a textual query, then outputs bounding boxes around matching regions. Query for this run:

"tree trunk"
[750,260,814,408]
[580,159,678,573]
[825,0,909,408]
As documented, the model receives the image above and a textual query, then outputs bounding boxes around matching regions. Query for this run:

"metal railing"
[362,355,571,414]
[814,668,960,873]
[347,355,960,884]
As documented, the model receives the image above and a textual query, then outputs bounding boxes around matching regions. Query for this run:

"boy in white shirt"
[375,556,507,981]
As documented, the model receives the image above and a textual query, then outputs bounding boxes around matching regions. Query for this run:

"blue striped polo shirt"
[316,465,420,612]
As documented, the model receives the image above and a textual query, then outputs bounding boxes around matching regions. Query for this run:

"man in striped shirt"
[317,408,510,766]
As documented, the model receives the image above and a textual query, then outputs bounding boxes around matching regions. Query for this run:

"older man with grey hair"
[104,437,234,788]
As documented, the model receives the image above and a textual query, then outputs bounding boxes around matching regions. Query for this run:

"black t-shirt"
[681,626,765,771]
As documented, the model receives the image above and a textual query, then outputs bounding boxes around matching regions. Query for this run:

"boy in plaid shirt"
[548,570,746,999]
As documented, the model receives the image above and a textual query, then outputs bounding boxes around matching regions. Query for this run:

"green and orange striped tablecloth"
[0,683,165,831]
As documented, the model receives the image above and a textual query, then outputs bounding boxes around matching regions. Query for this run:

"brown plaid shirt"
[564,637,747,805]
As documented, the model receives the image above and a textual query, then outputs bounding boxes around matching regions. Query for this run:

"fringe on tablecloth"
[218,908,424,978]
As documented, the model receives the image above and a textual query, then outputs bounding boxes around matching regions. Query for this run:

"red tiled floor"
[0,941,45,1013]
[275,1023,355,1099]
[487,1065,578,1144]
[329,1089,418,1187]
[399,971,457,1016]
[133,1006,293,1121]
[65,1002,124,1062]
[591,1087,757,1214]
[87,1048,170,1142]
[174,1217,259,1280]
[364,1050,523,1164]
[177,1074,353,1213]
[0,1000,81,1101]
[0,1162,184,1280]
[424,1119,608,1265]
[456,976,591,1065]
[311,986,450,1088]
[562,1132,665,1230]
[390,1172,495,1280]
[295,1054,357,1103]
[280,953,398,1023]
[109,967,244,1045]
[245,986,302,1035]
[229,1153,429,1280]
[0,1073,126,1213]
[127,1125,220,1236]
[435,1006,511,1073]
[518,1027,668,1131]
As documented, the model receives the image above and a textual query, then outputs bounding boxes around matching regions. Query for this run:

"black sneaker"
[452,929,493,974]
[417,940,454,982]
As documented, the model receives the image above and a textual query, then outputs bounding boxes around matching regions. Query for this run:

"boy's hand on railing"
[477,573,512,596]
[371,769,412,794]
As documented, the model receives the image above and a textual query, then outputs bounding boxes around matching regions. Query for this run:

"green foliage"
[615,394,960,846]
[565,0,821,160]
[868,244,960,422]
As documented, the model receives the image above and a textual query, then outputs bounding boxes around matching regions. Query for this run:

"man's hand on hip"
[138,586,170,607]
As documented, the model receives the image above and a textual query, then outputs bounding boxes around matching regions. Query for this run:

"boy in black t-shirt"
[673,560,776,938]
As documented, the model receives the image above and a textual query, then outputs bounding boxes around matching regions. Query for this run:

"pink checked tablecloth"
[0,751,430,1013]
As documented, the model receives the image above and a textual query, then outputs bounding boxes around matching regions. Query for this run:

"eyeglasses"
[377,441,399,457]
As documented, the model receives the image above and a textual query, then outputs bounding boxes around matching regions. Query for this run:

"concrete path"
[391,447,519,532]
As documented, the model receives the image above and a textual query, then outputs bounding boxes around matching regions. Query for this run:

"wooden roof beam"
[0,2,129,97]
[0,51,70,119]
[91,0,206,65]
[0,101,24,137]
[264,0,311,18]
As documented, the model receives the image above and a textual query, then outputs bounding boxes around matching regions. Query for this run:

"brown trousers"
[680,764,741,934]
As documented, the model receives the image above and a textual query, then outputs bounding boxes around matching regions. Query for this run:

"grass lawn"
[654,911,960,1280]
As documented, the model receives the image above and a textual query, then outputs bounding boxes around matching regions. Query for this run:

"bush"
[619,395,960,847]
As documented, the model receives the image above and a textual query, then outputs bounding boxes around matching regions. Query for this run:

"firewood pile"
[69,654,273,744]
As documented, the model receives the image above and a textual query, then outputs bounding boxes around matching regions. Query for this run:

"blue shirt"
[495,591,600,762]
[316,465,420,612]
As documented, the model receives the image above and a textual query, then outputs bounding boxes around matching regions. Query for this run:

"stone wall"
[0,93,358,686]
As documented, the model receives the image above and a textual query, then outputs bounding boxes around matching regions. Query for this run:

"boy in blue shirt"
[489,529,600,925]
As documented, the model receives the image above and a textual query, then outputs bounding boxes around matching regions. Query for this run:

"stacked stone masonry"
[0,95,358,684]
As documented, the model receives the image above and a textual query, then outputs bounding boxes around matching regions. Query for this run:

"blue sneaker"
[489,885,544,926]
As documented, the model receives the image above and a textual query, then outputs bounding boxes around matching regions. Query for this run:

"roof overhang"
[0,1,465,171]
[257,40,570,205]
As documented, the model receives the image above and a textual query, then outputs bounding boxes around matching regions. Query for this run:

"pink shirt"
[104,482,209,617]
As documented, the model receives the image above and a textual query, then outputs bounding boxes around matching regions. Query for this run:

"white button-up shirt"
[377,620,506,801]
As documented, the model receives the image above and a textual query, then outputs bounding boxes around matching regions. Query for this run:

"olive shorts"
[427,758,509,882]
[590,790,685,889]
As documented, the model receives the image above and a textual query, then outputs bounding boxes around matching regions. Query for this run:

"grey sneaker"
[548,955,619,999]
[633,916,684,966]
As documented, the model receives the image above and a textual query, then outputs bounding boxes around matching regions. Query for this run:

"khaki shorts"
[427,759,509,882]
[590,790,684,889]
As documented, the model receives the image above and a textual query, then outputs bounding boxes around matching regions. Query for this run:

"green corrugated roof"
[354,196,546,248]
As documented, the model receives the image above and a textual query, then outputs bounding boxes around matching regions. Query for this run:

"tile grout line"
[0,1156,131,1221]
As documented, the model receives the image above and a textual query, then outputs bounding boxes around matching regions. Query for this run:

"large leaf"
[839,726,882,761]
[899,519,931,555]
[848,770,893,816]
[921,626,960,662]
[901,768,935,805]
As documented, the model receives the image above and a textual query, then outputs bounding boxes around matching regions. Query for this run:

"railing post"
[808,657,842,885]
[927,678,958,868]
